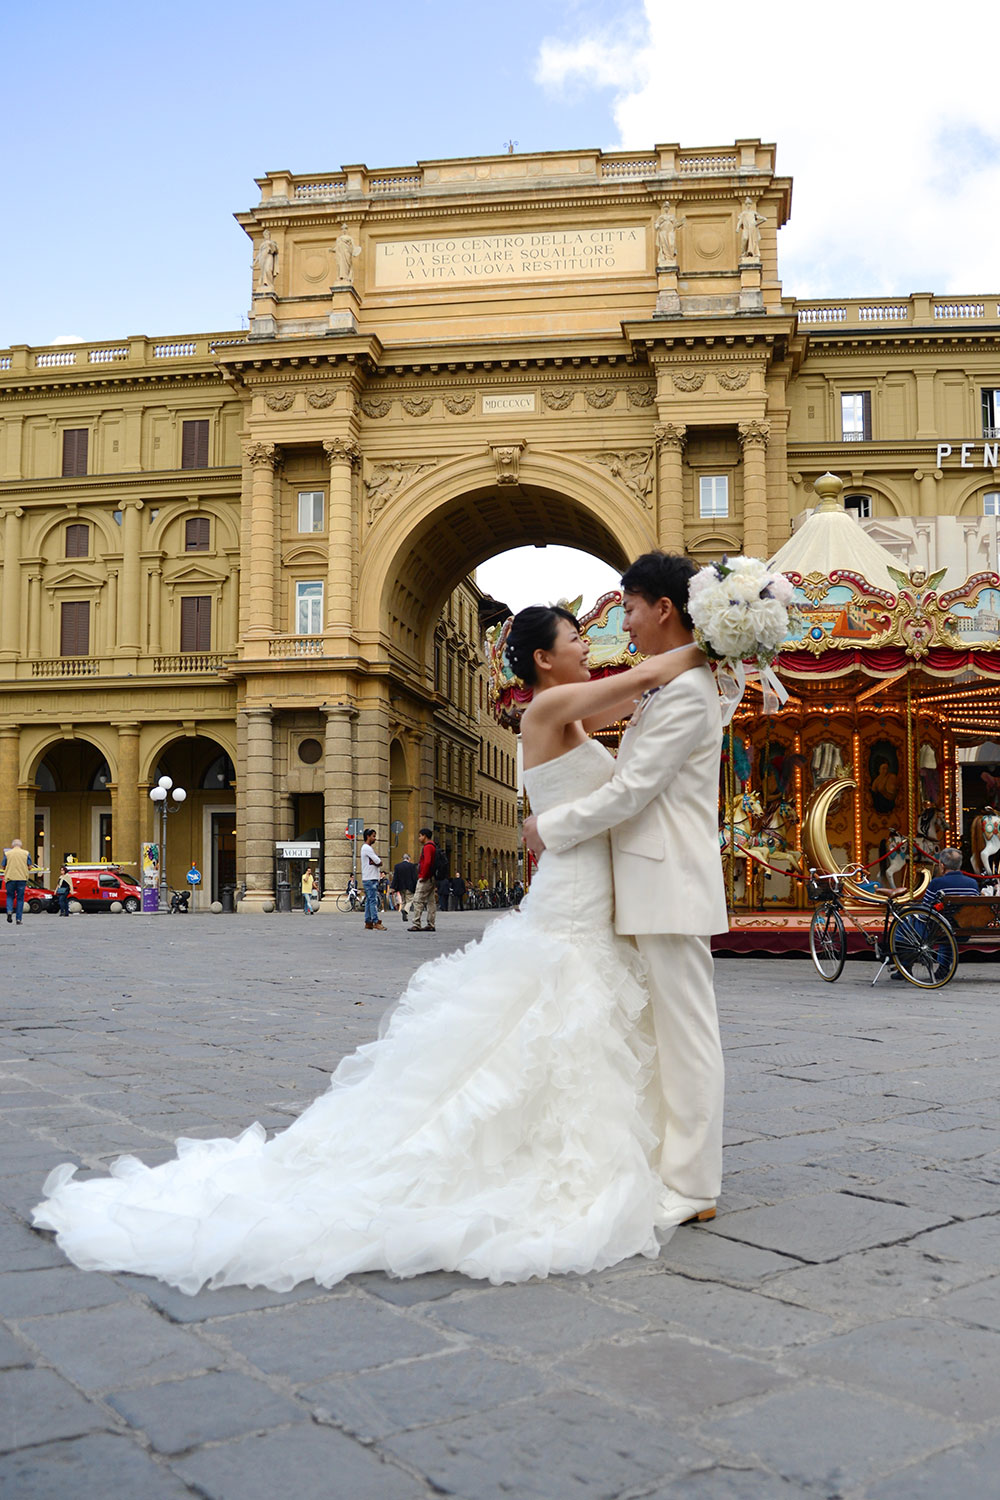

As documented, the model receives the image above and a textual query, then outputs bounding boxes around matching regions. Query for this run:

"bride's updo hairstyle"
[504,604,580,686]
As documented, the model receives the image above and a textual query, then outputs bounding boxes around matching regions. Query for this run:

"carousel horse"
[755,795,800,853]
[912,804,944,865]
[719,789,764,852]
[972,807,1000,875]
[879,830,909,889]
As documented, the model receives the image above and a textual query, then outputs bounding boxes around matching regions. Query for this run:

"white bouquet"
[687,555,794,723]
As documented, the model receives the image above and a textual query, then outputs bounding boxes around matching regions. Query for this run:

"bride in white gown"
[32,606,703,1293]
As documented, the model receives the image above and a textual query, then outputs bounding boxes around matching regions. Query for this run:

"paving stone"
[354,1268,473,1306]
[0,1432,194,1500]
[797,1315,1000,1421]
[556,1330,790,1416]
[0,1266,129,1318]
[758,1244,984,1321]
[384,1390,711,1499]
[847,1166,998,1220]
[0,1209,67,1270]
[121,1271,334,1323]
[427,1280,648,1354]
[217,1297,451,1380]
[0,1324,32,1369]
[608,1275,835,1350]
[930,1274,1000,1330]
[644,1466,813,1499]
[21,1303,216,1391]
[865,1425,1000,1500]
[703,1382,960,1493]
[709,1191,950,1262]
[172,1423,426,1500]
[0,1366,111,1451]
[908,1214,1000,1273]
[302,1347,552,1441]
[107,1370,304,1453]
[647,1229,804,1285]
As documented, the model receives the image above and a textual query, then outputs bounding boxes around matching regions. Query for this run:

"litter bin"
[221,884,235,914]
[276,880,292,913]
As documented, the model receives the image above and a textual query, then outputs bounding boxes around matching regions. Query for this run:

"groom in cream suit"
[525,552,729,1228]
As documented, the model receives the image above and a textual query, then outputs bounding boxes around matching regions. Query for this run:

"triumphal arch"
[224,141,796,905]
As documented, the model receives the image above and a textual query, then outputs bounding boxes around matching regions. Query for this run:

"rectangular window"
[295,580,324,635]
[985,492,1000,517]
[844,493,872,519]
[699,475,729,519]
[65,523,89,558]
[62,429,89,477]
[179,595,212,652]
[60,600,90,656]
[181,419,210,469]
[982,389,1000,439]
[185,516,210,552]
[841,391,871,441]
[297,490,325,532]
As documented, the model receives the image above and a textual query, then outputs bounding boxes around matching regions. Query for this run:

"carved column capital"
[243,441,277,469]
[654,423,687,452]
[489,442,525,485]
[323,437,361,468]
[738,419,771,449]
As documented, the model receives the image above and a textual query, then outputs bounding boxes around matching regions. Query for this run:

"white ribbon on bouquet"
[715,658,789,725]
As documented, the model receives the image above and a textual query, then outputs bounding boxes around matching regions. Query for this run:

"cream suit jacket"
[535,664,729,937]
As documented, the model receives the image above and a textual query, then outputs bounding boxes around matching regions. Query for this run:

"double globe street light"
[148,775,187,911]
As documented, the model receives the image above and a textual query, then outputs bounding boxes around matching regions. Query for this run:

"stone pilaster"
[119,501,143,654]
[238,708,275,910]
[739,419,770,557]
[0,728,20,845]
[147,567,162,654]
[243,442,278,643]
[321,702,358,909]
[653,423,687,551]
[113,723,141,867]
[26,574,40,659]
[0,508,22,660]
[323,438,361,637]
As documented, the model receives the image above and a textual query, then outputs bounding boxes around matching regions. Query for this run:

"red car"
[60,865,142,913]
[0,877,57,915]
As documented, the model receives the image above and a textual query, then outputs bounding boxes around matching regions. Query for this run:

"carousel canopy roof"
[769,473,900,593]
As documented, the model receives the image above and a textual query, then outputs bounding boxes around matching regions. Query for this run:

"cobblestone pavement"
[1,909,998,1499]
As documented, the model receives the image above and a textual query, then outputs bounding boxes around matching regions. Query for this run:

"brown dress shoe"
[364,921,373,929]
[373,922,387,931]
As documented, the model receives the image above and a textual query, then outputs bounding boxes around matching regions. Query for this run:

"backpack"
[433,846,449,881]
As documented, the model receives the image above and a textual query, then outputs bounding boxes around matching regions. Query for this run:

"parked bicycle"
[807,867,958,988]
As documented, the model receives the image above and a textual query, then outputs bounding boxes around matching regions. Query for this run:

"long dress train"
[32,739,669,1293]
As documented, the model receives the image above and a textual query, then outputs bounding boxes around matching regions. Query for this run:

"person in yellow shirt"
[301,865,317,915]
[2,840,37,925]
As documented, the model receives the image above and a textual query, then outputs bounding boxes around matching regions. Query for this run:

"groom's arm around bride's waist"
[535,671,720,856]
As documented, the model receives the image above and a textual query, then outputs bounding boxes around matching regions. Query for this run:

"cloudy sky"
[5,0,997,611]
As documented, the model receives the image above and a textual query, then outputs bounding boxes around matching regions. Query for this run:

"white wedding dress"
[33,739,670,1293]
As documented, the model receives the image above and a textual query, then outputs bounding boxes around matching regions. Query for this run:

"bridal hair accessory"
[687,555,794,725]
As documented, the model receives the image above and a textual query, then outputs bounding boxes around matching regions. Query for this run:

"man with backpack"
[408,827,445,933]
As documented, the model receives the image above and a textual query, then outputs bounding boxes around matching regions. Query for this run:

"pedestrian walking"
[301,865,317,915]
[55,866,72,916]
[2,839,36,925]
[360,830,386,931]
[390,852,417,924]
[408,828,439,932]
[450,871,466,911]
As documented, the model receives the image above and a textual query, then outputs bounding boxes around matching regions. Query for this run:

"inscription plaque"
[375,226,646,288]
[482,394,535,414]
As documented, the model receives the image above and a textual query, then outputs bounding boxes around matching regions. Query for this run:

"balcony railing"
[31,658,100,677]
[153,653,227,673]
[268,636,325,657]
[0,333,247,376]
[796,295,1000,328]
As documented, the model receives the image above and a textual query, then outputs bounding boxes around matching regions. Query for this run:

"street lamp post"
[148,775,187,911]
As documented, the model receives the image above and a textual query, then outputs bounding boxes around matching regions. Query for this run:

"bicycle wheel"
[335,894,353,912]
[889,905,958,988]
[809,905,846,981]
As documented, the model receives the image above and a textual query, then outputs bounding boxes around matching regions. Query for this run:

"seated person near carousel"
[921,847,979,906]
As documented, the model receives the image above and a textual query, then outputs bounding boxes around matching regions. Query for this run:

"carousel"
[488,474,1000,954]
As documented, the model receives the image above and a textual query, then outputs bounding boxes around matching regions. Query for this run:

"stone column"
[225,567,240,651]
[763,405,790,557]
[321,703,357,910]
[243,442,278,644]
[105,569,118,656]
[323,438,361,636]
[739,419,770,557]
[26,573,41,658]
[147,567,162,655]
[0,508,22,661]
[119,501,142,655]
[238,708,275,911]
[114,723,141,868]
[355,687,391,845]
[653,423,686,551]
[0,728,20,845]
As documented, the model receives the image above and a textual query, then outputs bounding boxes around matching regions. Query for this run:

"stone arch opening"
[148,733,237,901]
[29,735,116,879]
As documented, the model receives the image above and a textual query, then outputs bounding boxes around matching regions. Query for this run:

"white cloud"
[536,0,1000,297]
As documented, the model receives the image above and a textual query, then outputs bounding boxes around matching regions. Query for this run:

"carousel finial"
[812,472,844,512]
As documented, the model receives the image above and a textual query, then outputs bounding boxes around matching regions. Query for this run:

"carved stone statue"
[654,202,685,265]
[737,197,766,261]
[333,225,361,285]
[254,231,278,293]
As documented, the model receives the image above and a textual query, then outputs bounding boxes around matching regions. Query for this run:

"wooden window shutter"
[62,429,89,477]
[65,523,89,558]
[60,601,90,656]
[181,420,209,469]
[185,516,210,551]
[180,595,212,652]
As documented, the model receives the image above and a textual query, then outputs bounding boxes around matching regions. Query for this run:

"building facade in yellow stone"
[0,140,998,907]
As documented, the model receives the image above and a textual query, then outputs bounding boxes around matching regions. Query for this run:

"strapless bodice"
[522,738,616,813]
[521,739,617,938]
